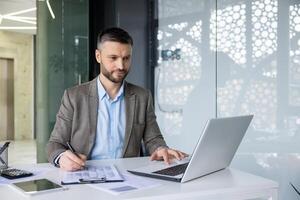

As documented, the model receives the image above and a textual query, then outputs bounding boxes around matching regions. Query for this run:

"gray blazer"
[47,77,167,165]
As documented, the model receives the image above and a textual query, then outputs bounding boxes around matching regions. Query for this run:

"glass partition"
[154,0,216,154]
[36,0,89,162]
[217,0,300,199]
[155,0,300,199]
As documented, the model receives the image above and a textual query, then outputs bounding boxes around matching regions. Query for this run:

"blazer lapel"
[122,82,135,156]
[87,77,98,156]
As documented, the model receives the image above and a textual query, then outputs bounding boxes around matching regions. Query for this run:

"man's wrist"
[155,146,168,152]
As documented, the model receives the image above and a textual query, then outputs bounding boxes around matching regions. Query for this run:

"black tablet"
[12,178,66,195]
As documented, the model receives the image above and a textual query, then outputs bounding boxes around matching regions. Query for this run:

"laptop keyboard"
[153,163,189,176]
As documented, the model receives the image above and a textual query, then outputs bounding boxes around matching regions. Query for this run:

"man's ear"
[95,49,101,63]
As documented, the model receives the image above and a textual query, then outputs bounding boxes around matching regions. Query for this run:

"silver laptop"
[128,115,253,183]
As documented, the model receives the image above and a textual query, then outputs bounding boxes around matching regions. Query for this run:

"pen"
[67,142,87,170]
[78,178,124,183]
[79,178,106,183]
[66,142,80,158]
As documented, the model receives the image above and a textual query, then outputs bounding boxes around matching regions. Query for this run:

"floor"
[0,140,36,166]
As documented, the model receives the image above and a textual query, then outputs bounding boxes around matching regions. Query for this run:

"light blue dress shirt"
[90,79,126,159]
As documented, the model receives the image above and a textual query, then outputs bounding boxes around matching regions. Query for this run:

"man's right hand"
[58,150,87,171]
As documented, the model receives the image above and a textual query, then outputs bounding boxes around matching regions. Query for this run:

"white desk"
[0,157,278,200]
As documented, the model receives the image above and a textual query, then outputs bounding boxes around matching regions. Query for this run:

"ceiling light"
[3,16,36,25]
[0,7,37,31]
[46,0,55,19]
[14,17,36,20]
[0,27,36,30]
[5,8,36,17]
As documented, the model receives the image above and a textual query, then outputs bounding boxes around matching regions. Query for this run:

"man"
[47,27,186,171]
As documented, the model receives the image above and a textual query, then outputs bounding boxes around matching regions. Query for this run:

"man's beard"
[100,62,129,83]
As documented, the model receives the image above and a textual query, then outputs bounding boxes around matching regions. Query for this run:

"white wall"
[0,31,34,140]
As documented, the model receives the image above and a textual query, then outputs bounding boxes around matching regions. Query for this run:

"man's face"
[95,41,132,83]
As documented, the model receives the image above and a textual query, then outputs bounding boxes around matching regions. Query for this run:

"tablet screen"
[13,179,64,194]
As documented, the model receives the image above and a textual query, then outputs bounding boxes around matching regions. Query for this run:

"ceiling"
[0,0,36,34]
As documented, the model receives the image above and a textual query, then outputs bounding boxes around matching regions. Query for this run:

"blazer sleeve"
[46,90,73,165]
[143,90,168,154]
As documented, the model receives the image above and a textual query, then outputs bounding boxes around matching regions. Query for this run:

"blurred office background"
[0,0,299,199]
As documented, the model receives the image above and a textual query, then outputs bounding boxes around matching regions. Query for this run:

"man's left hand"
[150,147,188,165]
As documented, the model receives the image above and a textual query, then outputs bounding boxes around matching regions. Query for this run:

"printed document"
[61,164,123,184]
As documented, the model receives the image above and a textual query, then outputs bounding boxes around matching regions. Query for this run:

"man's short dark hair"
[97,27,133,49]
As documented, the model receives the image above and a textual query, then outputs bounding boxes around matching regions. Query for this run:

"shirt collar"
[97,77,125,101]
